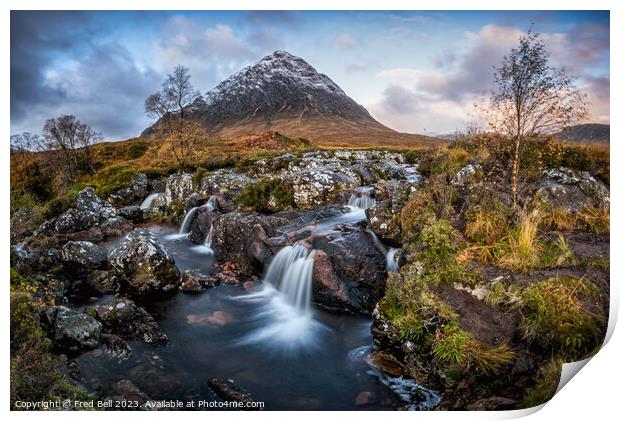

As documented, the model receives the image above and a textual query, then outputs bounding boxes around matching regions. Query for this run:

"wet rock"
[84,270,120,295]
[366,180,413,245]
[179,270,219,293]
[208,378,258,408]
[364,350,404,376]
[355,391,376,407]
[60,241,107,270]
[108,173,149,207]
[108,229,180,296]
[188,207,219,244]
[186,314,210,325]
[42,306,102,354]
[211,212,291,276]
[205,311,234,326]
[88,298,167,344]
[102,334,132,359]
[119,205,144,222]
[528,167,609,212]
[370,304,405,351]
[311,227,387,314]
[312,250,355,311]
[111,380,153,407]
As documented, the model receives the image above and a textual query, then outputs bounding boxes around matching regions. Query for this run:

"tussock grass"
[432,323,515,376]
[518,358,563,408]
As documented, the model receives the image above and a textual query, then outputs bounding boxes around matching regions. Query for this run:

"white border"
[3,1,617,420]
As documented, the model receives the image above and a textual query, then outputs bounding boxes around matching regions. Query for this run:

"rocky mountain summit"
[143,51,439,146]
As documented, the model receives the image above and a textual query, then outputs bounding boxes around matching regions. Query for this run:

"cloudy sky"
[11,10,609,139]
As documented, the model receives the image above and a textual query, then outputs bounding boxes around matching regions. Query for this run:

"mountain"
[143,51,441,147]
[553,124,610,145]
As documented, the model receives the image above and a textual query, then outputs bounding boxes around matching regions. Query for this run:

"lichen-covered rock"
[107,229,180,295]
[118,205,144,222]
[88,298,167,344]
[165,173,194,204]
[285,168,361,209]
[529,167,609,212]
[452,163,482,185]
[311,227,387,314]
[198,171,256,196]
[108,173,149,207]
[60,241,107,269]
[179,270,219,293]
[42,306,102,354]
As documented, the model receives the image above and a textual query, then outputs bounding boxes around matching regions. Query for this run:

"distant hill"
[553,124,609,145]
[143,50,442,148]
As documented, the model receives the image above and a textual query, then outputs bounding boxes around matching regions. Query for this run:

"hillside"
[553,124,610,144]
[143,51,441,148]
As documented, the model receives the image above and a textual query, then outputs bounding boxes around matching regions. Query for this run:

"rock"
[111,380,152,407]
[311,227,387,314]
[211,212,291,276]
[186,314,210,325]
[60,241,107,269]
[179,270,219,293]
[465,396,518,411]
[101,334,132,359]
[10,208,40,244]
[119,205,144,222]
[42,306,102,354]
[205,311,233,326]
[529,167,610,212]
[108,229,180,296]
[284,168,361,209]
[108,173,149,207]
[207,378,258,408]
[165,173,194,204]
[198,171,256,197]
[84,270,120,295]
[355,391,376,407]
[453,276,504,301]
[453,163,482,185]
[188,207,219,244]
[88,298,167,344]
[364,350,404,376]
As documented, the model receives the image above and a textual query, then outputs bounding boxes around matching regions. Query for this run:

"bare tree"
[42,115,102,185]
[480,30,588,213]
[145,65,204,168]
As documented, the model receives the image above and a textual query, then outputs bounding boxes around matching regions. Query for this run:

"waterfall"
[140,192,165,209]
[264,244,308,288]
[192,225,214,255]
[368,230,400,273]
[179,195,218,234]
[235,243,324,349]
[386,248,399,272]
[347,193,376,210]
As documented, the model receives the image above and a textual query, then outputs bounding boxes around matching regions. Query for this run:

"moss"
[519,276,605,358]
[518,358,563,408]
[90,165,138,197]
[235,178,294,213]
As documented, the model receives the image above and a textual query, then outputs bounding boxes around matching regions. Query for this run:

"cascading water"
[235,244,326,349]
[140,192,165,209]
[347,193,376,210]
[178,195,218,235]
[368,230,400,273]
[191,225,214,255]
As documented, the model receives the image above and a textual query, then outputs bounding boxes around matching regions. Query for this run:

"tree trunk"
[511,136,521,215]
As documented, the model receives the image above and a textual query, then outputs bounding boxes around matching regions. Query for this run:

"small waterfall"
[368,230,400,273]
[347,193,376,210]
[179,195,218,234]
[277,250,315,313]
[140,192,165,209]
[264,244,308,288]
[192,225,214,255]
[386,248,399,272]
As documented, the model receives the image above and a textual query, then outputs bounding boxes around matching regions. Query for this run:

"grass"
[465,193,511,245]
[432,322,515,376]
[518,358,563,408]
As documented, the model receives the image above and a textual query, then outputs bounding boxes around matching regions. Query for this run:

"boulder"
[42,306,102,354]
[107,229,180,296]
[119,205,144,222]
[88,298,167,344]
[284,168,361,209]
[311,227,387,314]
[528,167,610,212]
[108,173,149,207]
[179,270,219,293]
[165,173,194,204]
[102,334,132,359]
[188,207,219,244]
[60,241,107,270]
[211,212,291,276]
[452,163,482,185]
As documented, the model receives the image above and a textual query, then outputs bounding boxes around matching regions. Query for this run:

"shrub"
[126,141,149,159]
[235,178,294,213]
[417,147,471,177]
[519,276,605,357]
